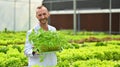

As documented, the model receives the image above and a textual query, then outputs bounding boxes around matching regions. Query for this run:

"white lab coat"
[24,23,57,67]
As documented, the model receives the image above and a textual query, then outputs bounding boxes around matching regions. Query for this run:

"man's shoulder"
[48,25,56,31]
[27,24,39,33]
[49,25,56,28]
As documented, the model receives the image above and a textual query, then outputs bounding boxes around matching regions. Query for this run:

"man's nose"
[41,15,45,19]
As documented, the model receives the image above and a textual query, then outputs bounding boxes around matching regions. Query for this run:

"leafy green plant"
[12,45,22,53]
[5,57,22,67]
[95,42,107,46]
[0,46,8,54]
[29,29,67,53]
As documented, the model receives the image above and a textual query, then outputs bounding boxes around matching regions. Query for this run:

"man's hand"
[32,46,40,55]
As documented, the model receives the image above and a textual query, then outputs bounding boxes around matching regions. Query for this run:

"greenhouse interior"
[0,0,120,67]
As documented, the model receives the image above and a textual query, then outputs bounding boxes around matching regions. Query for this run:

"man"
[24,5,57,67]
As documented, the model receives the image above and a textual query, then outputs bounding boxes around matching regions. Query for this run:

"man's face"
[36,7,50,24]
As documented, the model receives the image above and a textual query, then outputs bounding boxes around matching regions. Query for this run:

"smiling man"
[24,5,57,67]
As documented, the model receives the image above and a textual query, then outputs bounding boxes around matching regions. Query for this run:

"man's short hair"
[36,5,49,12]
[37,5,44,9]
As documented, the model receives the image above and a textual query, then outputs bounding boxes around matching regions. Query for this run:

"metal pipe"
[78,14,80,31]
[29,0,31,30]
[14,0,16,31]
[118,13,120,34]
[73,0,77,35]
[109,0,112,34]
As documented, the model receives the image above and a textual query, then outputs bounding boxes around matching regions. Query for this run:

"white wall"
[0,0,43,31]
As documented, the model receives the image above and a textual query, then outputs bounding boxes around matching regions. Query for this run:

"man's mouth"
[40,19,47,23]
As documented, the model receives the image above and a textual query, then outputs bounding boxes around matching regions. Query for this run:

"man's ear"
[36,14,38,18]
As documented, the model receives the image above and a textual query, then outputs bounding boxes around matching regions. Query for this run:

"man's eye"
[43,13,46,15]
[38,14,41,16]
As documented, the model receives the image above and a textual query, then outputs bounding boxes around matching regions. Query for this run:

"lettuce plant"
[29,29,67,53]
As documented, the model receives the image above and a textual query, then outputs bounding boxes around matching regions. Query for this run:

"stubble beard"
[40,19,48,25]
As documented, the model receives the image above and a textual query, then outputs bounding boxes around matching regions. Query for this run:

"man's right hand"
[32,46,40,55]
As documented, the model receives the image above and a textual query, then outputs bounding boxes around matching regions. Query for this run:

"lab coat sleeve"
[53,27,56,31]
[50,26,56,32]
[24,30,34,57]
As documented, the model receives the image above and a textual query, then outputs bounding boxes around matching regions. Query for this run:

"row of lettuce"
[0,32,26,45]
[0,31,27,67]
[57,44,120,67]
[0,43,120,67]
[0,31,120,67]
[0,45,27,67]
